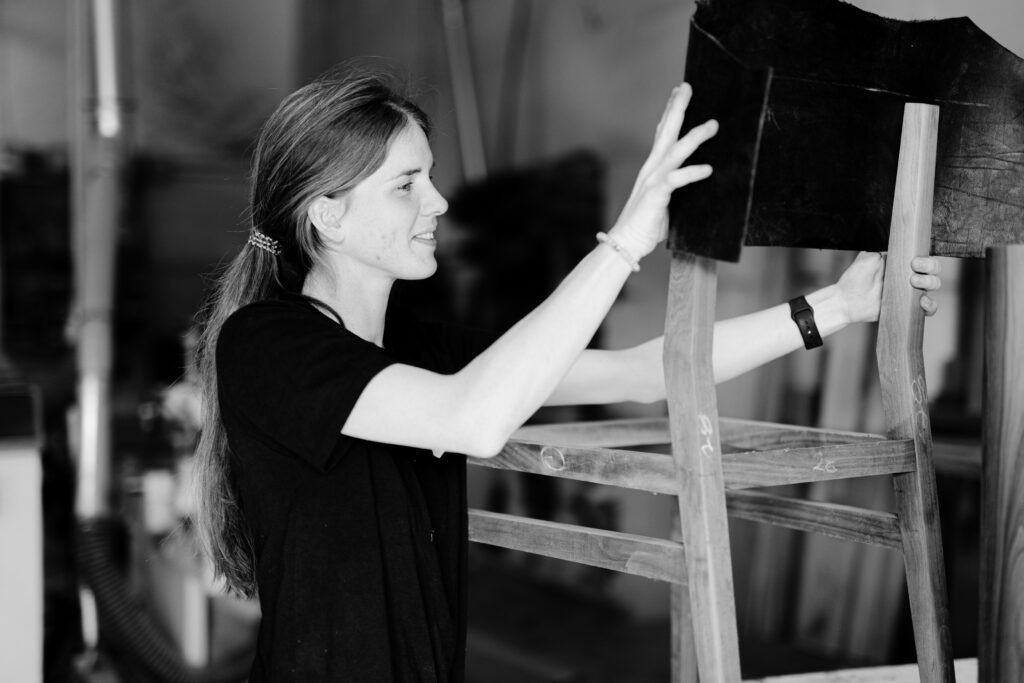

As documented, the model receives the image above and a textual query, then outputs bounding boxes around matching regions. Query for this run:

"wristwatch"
[789,296,823,350]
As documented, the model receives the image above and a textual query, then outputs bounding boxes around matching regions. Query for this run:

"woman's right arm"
[340,84,718,458]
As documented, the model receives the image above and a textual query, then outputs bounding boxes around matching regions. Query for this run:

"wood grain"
[718,417,885,450]
[470,437,915,493]
[670,514,699,683]
[663,253,742,682]
[467,509,685,585]
[979,244,1024,683]
[474,440,677,493]
[724,490,902,549]
[511,415,889,451]
[720,439,916,489]
[876,102,954,682]
[512,417,672,448]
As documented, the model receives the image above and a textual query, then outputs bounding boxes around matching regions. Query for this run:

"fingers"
[911,256,940,315]
[911,273,941,291]
[920,294,938,316]
[857,253,939,315]
[666,164,714,188]
[911,256,941,275]
[850,251,885,281]
[651,83,693,157]
[859,253,940,292]
[910,258,941,290]
[853,251,885,265]
[643,84,717,193]
[663,118,719,172]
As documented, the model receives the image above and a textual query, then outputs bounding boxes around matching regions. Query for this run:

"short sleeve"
[384,306,499,375]
[216,300,397,472]
[415,321,498,374]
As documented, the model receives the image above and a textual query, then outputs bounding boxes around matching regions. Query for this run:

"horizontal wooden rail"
[512,417,672,448]
[471,438,916,492]
[468,509,686,584]
[725,490,903,549]
[511,417,887,451]
[718,417,886,450]
[722,439,917,489]
[473,441,677,493]
[467,492,900,587]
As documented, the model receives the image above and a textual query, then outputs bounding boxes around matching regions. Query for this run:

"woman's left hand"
[910,256,941,317]
[836,252,942,324]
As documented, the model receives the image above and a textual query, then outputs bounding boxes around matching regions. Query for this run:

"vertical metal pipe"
[92,0,121,139]
[72,0,127,519]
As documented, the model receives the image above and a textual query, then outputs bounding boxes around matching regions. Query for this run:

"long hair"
[192,66,430,597]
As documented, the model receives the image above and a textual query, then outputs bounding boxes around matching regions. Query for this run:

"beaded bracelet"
[596,232,641,272]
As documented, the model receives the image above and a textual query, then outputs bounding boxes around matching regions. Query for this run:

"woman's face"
[333,123,448,283]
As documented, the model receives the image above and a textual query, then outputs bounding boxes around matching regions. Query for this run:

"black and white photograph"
[0,1,1022,681]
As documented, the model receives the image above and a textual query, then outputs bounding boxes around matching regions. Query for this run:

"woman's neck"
[302,267,393,346]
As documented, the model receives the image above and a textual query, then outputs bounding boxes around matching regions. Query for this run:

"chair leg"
[877,103,954,682]
[665,253,742,682]
[672,582,700,683]
[671,515,699,683]
[894,466,955,683]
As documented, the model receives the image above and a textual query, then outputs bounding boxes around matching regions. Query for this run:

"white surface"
[749,657,977,682]
[0,442,43,683]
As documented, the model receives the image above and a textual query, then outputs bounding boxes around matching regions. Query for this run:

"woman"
[194,68,941,681]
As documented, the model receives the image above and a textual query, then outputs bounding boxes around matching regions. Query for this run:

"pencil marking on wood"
[911,375,931,437]
[540,446,566,472]
[813,457,838,473]
[697,413,716,458]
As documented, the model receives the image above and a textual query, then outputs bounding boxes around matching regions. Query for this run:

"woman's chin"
[401,260,438,281]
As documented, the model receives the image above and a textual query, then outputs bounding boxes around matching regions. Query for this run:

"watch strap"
[789,296,823,350]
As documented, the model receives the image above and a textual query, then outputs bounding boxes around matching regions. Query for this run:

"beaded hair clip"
[248,229,282,256]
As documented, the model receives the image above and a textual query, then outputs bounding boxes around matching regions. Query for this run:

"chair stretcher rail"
[512,417,887,450]
[725,490,903,549]
[470,437,917,492]
[467,491,900,584]
[467,509,687,584]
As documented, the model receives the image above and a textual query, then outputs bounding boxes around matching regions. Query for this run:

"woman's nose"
[425,185,448,217]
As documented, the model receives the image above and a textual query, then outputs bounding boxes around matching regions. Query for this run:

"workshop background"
[1,1,1022,681]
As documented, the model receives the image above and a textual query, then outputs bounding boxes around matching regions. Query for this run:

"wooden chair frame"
[467,103,954,682]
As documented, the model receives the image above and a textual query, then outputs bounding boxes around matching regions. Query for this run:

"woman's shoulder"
[226,295,335,329]
[226,296,304,322]
[219,296,338,351]
[385,305,498,371]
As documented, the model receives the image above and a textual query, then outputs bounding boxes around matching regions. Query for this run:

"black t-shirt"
[216,295,494,682]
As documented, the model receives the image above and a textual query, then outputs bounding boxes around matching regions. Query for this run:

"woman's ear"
[307,196,347,243]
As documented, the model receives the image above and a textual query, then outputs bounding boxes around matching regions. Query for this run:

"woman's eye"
[398,181,413,192]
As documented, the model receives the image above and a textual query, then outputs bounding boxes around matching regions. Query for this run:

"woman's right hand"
[609,83,719,261]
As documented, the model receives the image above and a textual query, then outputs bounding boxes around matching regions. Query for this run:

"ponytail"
[192,244,279,597]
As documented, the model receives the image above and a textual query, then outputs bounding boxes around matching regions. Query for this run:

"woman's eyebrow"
[389,169,419,180]
[388,162,436,181]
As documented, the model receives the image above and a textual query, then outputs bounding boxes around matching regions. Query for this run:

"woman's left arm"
[545,253,942,406]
